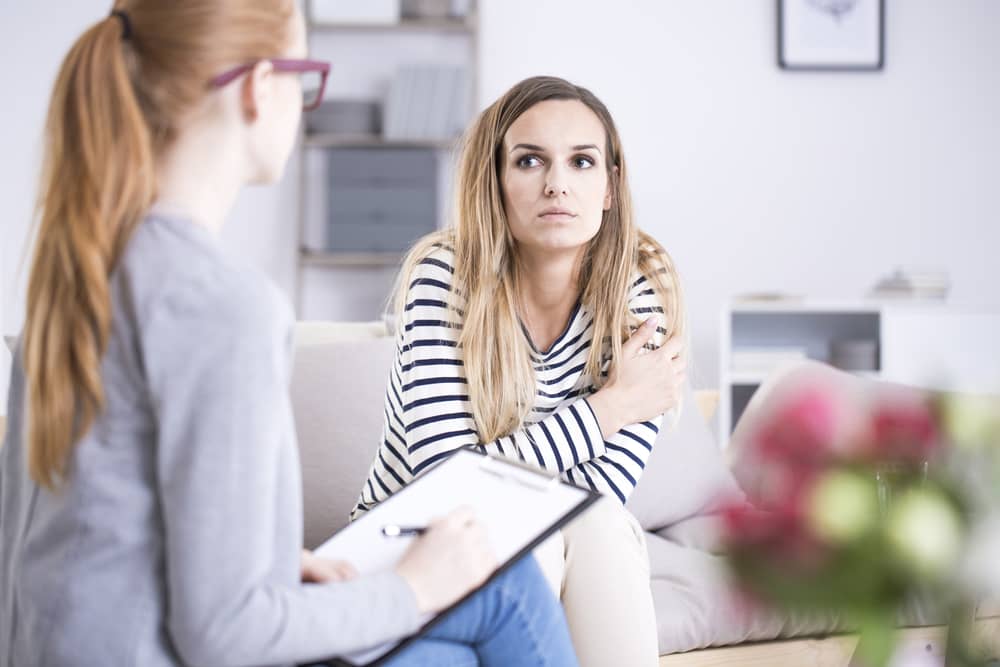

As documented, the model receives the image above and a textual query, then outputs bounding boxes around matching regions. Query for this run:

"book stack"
[869,268,950,301]
[383,65,469,141]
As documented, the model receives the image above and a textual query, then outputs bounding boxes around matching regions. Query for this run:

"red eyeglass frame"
[209,58,331,111]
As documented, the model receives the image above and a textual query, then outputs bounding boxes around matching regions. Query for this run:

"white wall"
[476,0,1000,387]
[3,1,1000,413]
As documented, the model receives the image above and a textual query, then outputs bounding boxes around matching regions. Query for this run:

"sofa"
[288,321,1000,665]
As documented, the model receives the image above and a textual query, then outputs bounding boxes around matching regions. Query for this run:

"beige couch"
[287,321,1000,665]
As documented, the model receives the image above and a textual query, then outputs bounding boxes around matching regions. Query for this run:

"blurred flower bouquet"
[722,383,1000,667]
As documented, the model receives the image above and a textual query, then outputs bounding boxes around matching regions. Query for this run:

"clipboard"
[314,448,599,667]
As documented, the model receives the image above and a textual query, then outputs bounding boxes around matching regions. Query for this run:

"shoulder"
[119,216,290,344]
[409,243,456,287]
[628,242,673,301]
[626,234,683,343]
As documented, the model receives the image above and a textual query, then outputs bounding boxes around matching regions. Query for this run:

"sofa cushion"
[626,382,744,532]
[646,526,847,654]
[727,360,929,504]
[292,333,396,548]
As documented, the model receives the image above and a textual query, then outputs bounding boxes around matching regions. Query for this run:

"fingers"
[658,335,684,360]
[302,555,359,583]
[622,316,659,358]
[334,561,359,581]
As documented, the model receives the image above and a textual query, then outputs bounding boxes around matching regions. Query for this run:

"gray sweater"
[0,216,420,666]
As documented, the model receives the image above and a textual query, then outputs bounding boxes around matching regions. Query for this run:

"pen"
[381,524,427,537]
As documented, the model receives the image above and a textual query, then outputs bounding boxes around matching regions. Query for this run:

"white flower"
[886,488,963,579]
[807,469,878,544]
[940,394,1000,451]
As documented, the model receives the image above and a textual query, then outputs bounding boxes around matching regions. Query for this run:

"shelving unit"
[718,298,1000,448]
[295,2,478,318]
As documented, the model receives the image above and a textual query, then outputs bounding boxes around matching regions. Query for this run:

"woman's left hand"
[300,549,359,583]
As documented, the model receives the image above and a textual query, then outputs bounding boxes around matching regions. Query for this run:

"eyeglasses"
[210,58,331,111]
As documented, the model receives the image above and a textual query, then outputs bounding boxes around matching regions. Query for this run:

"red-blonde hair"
[24,1,294,489]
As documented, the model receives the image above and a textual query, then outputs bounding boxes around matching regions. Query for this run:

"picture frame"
[778,0,885,71]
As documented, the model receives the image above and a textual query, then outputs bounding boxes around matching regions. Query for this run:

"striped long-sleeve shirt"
[351,246,670,519]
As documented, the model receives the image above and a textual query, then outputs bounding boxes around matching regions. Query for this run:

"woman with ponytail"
[354,76,690,666]
[0,4,578,666]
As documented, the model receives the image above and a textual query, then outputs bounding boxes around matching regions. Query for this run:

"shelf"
[727,372,767,386]
[308,18,475,34]
[300,250,403,268]
[303,133,460,150]
[729,297,883,314]
[725,368,882,388]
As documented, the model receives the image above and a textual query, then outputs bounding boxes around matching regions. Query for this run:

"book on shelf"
[383,64,467,141]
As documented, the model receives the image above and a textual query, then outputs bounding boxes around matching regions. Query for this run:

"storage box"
[306,100,381,136]
[325,148,438,253]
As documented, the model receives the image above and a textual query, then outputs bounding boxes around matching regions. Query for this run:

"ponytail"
[24,14,154,489]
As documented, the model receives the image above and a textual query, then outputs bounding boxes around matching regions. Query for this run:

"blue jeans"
[381,555,577,667]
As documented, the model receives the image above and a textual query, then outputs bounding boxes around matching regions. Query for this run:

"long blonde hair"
[24,0,294,490]
[396,76,686,441]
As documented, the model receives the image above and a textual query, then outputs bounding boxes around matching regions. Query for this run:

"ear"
[604,165,619,210]
[240,60,275,122]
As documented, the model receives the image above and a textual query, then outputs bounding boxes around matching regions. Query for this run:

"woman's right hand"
[588,316,687,438]
[394,507,497,614]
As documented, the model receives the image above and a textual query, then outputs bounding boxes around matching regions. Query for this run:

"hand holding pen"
[393,506,497,614]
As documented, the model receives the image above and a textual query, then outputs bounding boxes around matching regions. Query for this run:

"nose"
[544,165,568,197]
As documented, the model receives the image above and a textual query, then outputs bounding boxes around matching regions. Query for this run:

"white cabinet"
[719,299,1000,448]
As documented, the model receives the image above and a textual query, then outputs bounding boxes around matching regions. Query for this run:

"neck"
[152,119,245,234]
[516,246,585,351]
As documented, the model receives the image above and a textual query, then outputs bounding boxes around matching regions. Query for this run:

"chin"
[523,233,596,255]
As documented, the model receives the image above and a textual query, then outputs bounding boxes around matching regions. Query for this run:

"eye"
[516,154,543,169]
[572,155,596,169]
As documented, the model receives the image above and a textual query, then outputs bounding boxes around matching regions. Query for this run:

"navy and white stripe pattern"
[351,247,667,519]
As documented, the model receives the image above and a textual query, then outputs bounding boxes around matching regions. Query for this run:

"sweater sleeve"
[143,272,421,667]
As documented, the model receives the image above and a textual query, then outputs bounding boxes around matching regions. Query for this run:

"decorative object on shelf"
[869,268,951,301]
[310,0,401,25]
[722,381,1000,666]
[305,99,382,136]
[733,291,805,303]
[830,339,879,372]
[383,65,469,141]
[400,0,453,19]
[778,0,884,71]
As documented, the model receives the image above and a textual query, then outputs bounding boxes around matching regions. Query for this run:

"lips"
[538,207,576,219]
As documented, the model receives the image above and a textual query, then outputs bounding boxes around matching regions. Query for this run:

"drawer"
[327,148,437,188]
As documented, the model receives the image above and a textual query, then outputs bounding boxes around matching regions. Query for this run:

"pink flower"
[753,388,838,469]
[863,399,939,464]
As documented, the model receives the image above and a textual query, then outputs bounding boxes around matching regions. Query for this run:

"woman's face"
[501,99,613,258]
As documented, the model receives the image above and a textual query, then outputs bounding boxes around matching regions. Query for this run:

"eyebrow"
[509,143,603,155]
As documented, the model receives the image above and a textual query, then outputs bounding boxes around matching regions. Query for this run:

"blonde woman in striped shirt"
[354,76,687,667]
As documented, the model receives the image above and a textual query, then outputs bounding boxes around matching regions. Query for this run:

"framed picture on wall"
[778,0,884,71]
